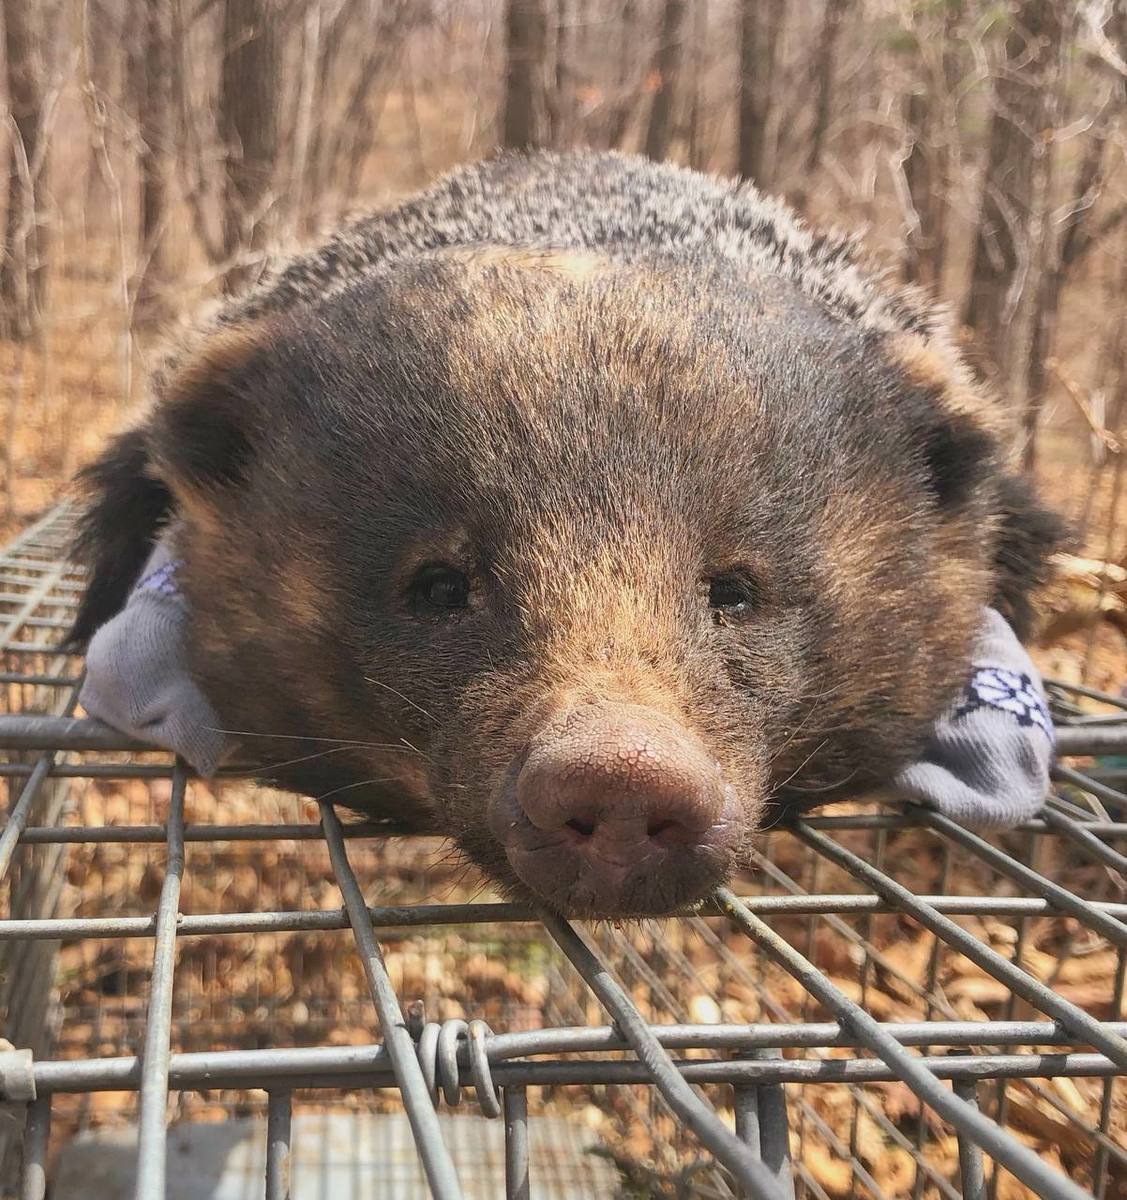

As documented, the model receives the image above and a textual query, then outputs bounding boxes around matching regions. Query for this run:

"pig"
[67,151,1061,918]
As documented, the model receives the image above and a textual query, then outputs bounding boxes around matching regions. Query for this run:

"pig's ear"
[67,325,268,648]
[147,325,268,504]
[885,332,1066,638]
[990,472,1068,640]
[67,428,172,648]
[884,333,999,512]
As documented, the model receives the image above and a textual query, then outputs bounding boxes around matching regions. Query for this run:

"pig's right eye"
[409,564,472,614]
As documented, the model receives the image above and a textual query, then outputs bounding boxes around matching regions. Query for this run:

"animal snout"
[517,709,727,847]
[490,703,741,916]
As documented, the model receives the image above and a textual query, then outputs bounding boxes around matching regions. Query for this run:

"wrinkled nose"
[516,709,728,850]
[492,704,739,916]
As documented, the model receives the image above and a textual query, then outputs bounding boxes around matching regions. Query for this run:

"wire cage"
[0,505,1125,1200]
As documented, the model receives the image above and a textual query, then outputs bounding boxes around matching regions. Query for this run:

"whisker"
[316,776,398,802]
[774,736,831,793]
[364,677,436,723]
[211,726,424,753]
[397,736,431,762]
[784,765,862,795]
[221,743,360,776]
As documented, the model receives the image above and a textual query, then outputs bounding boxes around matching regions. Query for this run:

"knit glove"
[893,607,1053,829]
[78,534,232,776]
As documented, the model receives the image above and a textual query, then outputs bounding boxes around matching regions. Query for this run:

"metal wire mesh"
[1,505,1125,1200]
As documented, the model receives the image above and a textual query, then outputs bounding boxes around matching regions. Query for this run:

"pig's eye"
[410,564,471,613]
[707,573,761,617]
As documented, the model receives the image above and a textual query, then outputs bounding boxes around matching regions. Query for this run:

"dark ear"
[67,428,172,647]
[991,472,1068,640]
[67,324,268,648]
[147,325,267,501]
[882,332,999,511]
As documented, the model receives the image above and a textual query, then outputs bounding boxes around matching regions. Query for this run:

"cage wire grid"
[0,506,1124,1200]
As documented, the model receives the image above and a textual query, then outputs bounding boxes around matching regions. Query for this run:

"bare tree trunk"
[605,0,639,149]
[502,0,548,150]
[81,0,121,230]
[303,0,360,230]
[644,0,686,161]
[1,0,47,340]
[135,0,174,329]
[901,83,946,288]
[899,3,965,286]
[687,0,707,169]
[547,0,572,147]
[737,0,783,185]
[220,0,280,293]
[961,0,1063,384]
[804,0,848,176]
[1018,7,1121,470]
[285,1,321,239]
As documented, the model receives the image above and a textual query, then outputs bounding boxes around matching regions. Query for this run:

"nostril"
[565,817,596,837]
[648,816,696,847]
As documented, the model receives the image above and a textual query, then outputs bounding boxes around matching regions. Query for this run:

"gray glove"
[78,534,231,776]
[894,607,1053,829]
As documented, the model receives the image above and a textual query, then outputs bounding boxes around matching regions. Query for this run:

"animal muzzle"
[488,702,741,916]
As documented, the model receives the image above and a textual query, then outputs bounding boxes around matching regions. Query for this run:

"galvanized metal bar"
[0,757,54,885]
[503,1087,529,1200]
[18,818,400,843]
[0,715,156,753]
[265,1089,293,1200]
[542,910,805,1200]
[1091,948,1126,1199]
[1053,764,1127,813]
[4,894,1127,943]
[319,801,464,1200]
[1055,726,1127,757]
[0,548,69,650]
[28,1046,1121,1094]
[953,1081,985,1200]
[793,821,1127,1068]
[0,594,76,608]
[747,1052,794,1200]
[0,672,77,686]
[920,810,1127,945]
[133,761,188,1200]
[1046,678,1127,709]
[18,1096,49,1200]
[802,812,1127,837]
[732,1082,758,1152]
[1039,806,1127,873]
[988,826,1035,1200]
[716,888,1094,1200]
[0,682,80,883]
[5,642,83,654]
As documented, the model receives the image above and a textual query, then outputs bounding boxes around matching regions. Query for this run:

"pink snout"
[488,704,740,916]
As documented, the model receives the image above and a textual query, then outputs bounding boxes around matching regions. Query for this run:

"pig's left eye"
[707,573,761,616]
[410,564,472,613]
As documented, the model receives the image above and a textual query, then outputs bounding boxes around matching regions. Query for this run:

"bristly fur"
[66,150,1064,913]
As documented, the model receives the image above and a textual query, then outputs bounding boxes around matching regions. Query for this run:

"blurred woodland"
[2,0,1127,671]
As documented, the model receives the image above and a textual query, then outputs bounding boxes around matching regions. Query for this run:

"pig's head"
[69,251,1060,917]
